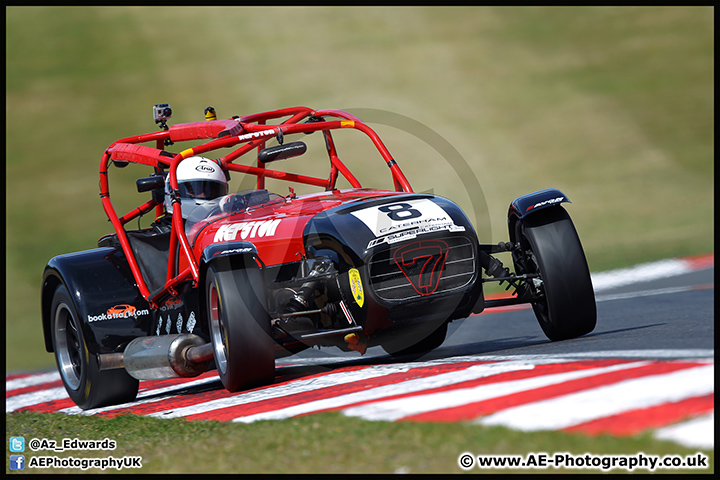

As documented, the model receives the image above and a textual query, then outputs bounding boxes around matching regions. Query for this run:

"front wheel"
[206,257,275,392]
[51,284,139,409]
[513,207,596,341]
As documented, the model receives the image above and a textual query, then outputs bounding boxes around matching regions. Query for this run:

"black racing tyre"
[514,207,596,341]
[381,321,448,357]
[50,284,139,409]
[206,258,275,392]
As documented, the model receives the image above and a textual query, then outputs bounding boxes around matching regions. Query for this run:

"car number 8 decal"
[351,199,451,237]
[377,203,423,221]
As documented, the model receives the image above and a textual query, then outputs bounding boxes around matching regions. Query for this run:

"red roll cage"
[99,107,414,308]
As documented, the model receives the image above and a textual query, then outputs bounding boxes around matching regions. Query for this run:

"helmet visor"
[179,180,228,200]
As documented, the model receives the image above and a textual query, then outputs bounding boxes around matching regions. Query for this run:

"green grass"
[5,411,713,474]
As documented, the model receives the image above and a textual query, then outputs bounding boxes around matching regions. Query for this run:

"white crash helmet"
[165,156,228,216]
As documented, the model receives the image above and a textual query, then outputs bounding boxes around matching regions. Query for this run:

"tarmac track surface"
[6,254,714,450]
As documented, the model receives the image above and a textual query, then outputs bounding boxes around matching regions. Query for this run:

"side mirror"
[136,175,165,193]
[258,141,307,164]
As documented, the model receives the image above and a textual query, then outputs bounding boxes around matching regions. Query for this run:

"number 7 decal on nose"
[393,240,449,295]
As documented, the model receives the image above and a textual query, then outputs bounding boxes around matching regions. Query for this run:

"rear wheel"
[513,207,596,341]
[51,284,139,409]
[206,258,275,392]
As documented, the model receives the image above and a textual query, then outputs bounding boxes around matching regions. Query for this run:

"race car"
[41,104,596,409]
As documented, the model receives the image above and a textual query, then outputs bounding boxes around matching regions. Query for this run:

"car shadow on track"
[272,334,546,378]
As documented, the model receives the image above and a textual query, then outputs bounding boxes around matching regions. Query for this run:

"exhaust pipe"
[98,334,214,380]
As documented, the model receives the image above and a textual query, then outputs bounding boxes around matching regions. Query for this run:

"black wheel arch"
[507,188,571,245]
[41,270,64,352]
[41,248,151,355]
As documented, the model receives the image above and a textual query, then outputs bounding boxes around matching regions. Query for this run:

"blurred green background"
[6,6,713,372]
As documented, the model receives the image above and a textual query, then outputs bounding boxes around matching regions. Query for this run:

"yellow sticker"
[340,120,355,128]
[348,268,364,308]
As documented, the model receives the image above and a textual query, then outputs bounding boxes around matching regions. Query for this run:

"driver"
[163,156,228,219]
